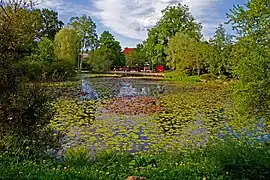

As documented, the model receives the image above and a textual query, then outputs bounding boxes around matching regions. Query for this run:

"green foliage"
[36,37,55,63]
[49,60,76,81]
[69,15,98,71]
[143,3,202,65]
[54,27,79,63]
[166,33,206,75]
[164,71,200,83]
[0,2,42,58]
[20,37,75,82]
[200,74,218,82]
[87,47,114,73]
[37,8,64,40]
[0,85,56,157]
[207,24,234,76]
[19,60,44,81]
[64,145,90,166]
[125,48,148,67]
[99,31,125,67]
[227,0,270,118]
[1,139,269,179]
[0,1,58,157]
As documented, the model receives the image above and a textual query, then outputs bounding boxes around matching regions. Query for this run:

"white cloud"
[37,0,92,17]
[92,0,222,40]
[36,0,224,41]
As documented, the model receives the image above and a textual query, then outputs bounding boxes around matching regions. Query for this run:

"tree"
[143,3,202,66]
[125,49,148,67]
[36,37,54,63]
[37,8,64,40]
[69,15,98,71]
[87,47,113,73]
[166,32,205,75]
[208,24,233,76]
[99,31,124,67]
[54,27,79,64]
[0,2,41,60]
[0,0,56,152]
[227,0,270,118]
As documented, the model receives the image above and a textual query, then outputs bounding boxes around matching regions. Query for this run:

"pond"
[49,77,270,158]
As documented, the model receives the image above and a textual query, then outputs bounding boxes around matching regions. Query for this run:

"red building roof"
[122,48,133,55]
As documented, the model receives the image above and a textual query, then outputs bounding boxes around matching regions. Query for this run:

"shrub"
[0,84,56,158]
[64,145,90,166]
[20,60,44,81]
[48,60,75,81]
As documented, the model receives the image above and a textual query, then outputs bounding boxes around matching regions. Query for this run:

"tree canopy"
[54,27,79,64]
[69,15,98,71]
[37,8,64,40]
[166,32,206,75]
[143,3,202,65]
[227,0,270,118]
[99,31,125,67]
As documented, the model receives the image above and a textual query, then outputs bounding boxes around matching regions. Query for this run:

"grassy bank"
[1,139,269,179]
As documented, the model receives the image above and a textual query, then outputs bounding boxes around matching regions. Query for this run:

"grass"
[77,73,123,79]
[1,139,269,179]
[164,71,201,83]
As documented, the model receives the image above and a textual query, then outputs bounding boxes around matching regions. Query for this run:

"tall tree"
[143,3,202,66]
[69,15,98,71]
[208,24,233,75]
[227,0,270,118]
[99,31,125,67]
[54,27,79,64]
[37,8,64,40]
[166,32,205,75]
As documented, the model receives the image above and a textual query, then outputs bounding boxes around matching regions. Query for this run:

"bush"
[64,146,91,166]
[20,60,44,81]
[0,84,56,158]
[48,60,75,81]
[17,57,75,82]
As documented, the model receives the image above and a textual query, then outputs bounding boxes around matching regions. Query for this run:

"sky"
[37,0,247,48]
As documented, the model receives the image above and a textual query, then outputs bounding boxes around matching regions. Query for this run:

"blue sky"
[38,0,247,48]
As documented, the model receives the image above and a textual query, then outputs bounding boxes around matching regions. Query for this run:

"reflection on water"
[118,82,138,97]
[118,81,165,98]
[80,79,99,100]
[83,78,167,99]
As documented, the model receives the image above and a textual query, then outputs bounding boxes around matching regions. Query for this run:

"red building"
[122,47,133,55]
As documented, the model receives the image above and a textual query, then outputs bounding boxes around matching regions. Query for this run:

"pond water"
[82,77,177,99]
[50,77,269,159]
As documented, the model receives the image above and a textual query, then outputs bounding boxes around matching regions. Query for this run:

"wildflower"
[203,177,206,180]
[106,172,110,175]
